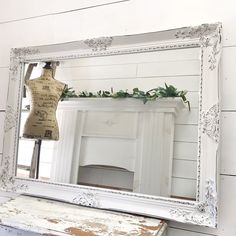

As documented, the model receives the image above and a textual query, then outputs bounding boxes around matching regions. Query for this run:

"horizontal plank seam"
[168,226,217,236]
[176,124,198,126]
[172,176,196,180]
[223,44,236,48]
[173,158,197,162]
[60,62,200,68]
[174,140,197,144]
[222,110,236,112]
[175,123,198,125]
[220,173,236,177]
[59,74,200,81]
[0,0,130,25]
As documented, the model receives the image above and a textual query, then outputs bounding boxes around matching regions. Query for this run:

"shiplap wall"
[0,0,236,235]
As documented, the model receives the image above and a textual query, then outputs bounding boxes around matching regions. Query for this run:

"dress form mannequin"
[23,62,66,141]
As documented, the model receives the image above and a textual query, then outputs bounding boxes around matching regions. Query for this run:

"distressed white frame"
[1,23,222,227]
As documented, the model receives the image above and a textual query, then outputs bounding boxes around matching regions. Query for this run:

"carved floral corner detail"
[72,191,100,208]
[202,103,220,143]
[169,179,217,227]
[175,23,222,70]
[207,25,222,71]
[0,156,15,191]
[10,47,40,81]
[11,47,40,58]
[4,106,17,133]
[175,24,214,40]
[207,36,221,71]
[0,154,28,192]
[84,37,113,51]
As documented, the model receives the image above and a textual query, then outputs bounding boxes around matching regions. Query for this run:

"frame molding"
[1,23,222,227]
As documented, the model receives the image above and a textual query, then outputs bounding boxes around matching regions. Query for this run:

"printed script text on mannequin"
[23,62,66,141]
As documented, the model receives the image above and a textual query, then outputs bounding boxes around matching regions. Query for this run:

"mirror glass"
[16,46,199,201]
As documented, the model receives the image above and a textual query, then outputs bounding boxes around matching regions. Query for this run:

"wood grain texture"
[0,195,167,236]
[0,225,40,236]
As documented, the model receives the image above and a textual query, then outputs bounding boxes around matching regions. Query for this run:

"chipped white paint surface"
[0,195,167,236]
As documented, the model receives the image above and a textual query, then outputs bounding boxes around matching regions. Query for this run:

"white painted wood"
[221,47,236,110]
[1,0,236,46]
[217,175,236,236]
[57,60,199,80]
[167,228,213,236]
[173,142,198,161]
[220,112,236,175]
[0,112,5,153]
[134,112,175,197]
[50,110,78,183]
[0,0,128,23]
[59,48,200,67]
[137,60,200,77]
[172,160,197,179]
[78,166,134,190]
[83,111,138,139]
[79,137,136,171]
[168,222,217,236]
[0,195,167,236]
[57,63,137,80]
[17,140,34,166]
[55,98,182,196]
[168,175,236,236]
[0,68,9,110]
[0,225,39,236]
[174,125,198,142]
[69,111,86,184]
[175,108,198,125]
[171,178,196,199]
[66,76,199,93]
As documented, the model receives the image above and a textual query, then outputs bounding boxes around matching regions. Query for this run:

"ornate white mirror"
[1,23,222,227]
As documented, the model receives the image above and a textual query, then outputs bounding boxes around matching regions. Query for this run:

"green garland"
[60,83,190,110]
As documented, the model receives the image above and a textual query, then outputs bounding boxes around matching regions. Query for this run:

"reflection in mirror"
[17,47,199,201]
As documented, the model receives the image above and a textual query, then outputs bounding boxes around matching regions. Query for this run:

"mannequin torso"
[23,68,66,140]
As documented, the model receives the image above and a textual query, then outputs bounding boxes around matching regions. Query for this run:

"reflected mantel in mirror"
[2,23,222,227]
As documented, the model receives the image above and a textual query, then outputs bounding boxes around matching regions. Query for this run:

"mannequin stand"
[29,139,42,179]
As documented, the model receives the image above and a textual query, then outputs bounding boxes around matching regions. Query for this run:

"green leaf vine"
[60,83,190,110]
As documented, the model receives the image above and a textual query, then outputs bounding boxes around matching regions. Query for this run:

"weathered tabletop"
[0,194,167,235]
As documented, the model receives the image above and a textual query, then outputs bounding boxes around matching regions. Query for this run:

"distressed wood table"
[0,195,167,235]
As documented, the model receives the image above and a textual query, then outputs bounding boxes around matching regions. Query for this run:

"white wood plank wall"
[0,0,236,235]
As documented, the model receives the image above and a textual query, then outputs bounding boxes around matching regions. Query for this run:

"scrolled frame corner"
[169,179,217,227]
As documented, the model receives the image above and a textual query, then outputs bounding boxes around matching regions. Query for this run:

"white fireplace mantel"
[58,97,185,114]
[51,98,185,197]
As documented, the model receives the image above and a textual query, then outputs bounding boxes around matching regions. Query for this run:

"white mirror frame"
[1,23,222,227]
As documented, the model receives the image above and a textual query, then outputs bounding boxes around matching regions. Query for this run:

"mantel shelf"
[58,97,185,115]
